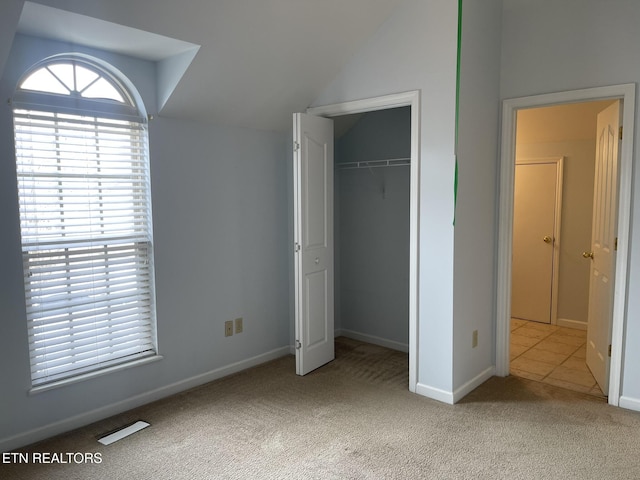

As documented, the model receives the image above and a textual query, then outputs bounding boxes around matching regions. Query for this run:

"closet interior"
[334,106,411,351]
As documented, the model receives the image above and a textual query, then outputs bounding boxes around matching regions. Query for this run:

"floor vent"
[98,421,150,445]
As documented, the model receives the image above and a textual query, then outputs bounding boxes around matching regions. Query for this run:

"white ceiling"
[12,0,405,132]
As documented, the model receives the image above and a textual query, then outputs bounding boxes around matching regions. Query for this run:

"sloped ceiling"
[4,0,405,131]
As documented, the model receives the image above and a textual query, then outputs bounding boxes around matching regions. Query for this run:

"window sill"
[28,354,163,395]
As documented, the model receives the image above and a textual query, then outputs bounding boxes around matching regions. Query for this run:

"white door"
[586,100,621,393]
[511,161,561,324]
[293,112,334,375]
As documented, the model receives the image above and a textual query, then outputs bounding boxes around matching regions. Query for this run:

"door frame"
[496,84,635,406]
[512,156,564,326]
[307,90,420,393]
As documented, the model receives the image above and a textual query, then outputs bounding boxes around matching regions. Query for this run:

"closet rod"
[336,157,411,170]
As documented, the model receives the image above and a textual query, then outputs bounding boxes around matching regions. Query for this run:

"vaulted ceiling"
[2,0,406,131]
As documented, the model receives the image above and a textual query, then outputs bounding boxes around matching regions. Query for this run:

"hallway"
[510,318,605,397]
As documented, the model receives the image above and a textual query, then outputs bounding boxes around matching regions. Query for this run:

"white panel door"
[586,100,621,393]
[511,162,560,324]
[293,112,334,375]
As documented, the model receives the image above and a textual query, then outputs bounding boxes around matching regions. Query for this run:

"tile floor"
[510,318,605,397]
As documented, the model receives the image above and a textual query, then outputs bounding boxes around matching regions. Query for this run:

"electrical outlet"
[472,330,478,348]
[225,321,233,337]
[235,317,243,334]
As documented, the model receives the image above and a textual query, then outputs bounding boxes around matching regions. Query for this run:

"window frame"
[12,54,160,390]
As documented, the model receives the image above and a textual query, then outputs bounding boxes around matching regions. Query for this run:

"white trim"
[29,355,163,395]
[497,84,635,409]
[0,346,290,452]
[307,90,420,394]
[557,318,587,330]
[339,329,409,353]
[308,92,417,117]
[619,396,640,412]
[292,113,302,374]
[453,366,495,403]
[415,382,454,404]
[514,156,564,325]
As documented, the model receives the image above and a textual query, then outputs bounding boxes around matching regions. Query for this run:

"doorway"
[510,103,607,396]
[511,157,563,326]
[303,91,420,392]
[496,85,636,407]
[333,107,411,354]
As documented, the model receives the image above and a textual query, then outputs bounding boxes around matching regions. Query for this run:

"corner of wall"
[452,0,502,395]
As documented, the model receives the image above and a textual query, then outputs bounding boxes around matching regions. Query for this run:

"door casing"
[496,84,635,406]
[307,90,420,393]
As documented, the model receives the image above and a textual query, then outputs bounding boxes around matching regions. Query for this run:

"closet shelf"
[336,157,410,170]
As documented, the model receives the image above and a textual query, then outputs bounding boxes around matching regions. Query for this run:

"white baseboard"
[415,382,454,404]
[556,318,587,330]
[415,366,495,405]
[619,396,640,412]
[0,346,290,453]
[452,366,495,403]
[336,329,409,353]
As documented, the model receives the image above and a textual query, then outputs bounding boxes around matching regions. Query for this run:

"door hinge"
[608,344,612,357]
[619,126,623,140]
[614,237,618,251]
[296,340,302,350]
[294,242,301,252]
[293,141,300,152]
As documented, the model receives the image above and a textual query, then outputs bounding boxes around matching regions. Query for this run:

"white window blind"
[14,106,157,386]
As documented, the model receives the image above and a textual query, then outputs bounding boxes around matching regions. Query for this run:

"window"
[12,54,158,387]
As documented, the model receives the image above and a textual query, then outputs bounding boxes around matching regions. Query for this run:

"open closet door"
[293,113,334,375]
[586,100,622,394]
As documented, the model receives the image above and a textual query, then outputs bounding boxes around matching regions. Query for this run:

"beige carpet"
[2,337,640,479]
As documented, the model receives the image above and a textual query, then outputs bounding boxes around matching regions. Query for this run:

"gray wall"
[313,0,503,398]
[501,0,640,407]
[453,0,502,391]
[313,0,460,395]
[335,108,410,347]
[0,35,290,449]
[0,0,21,76]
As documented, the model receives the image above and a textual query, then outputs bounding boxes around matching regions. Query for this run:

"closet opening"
[305,90,420,392]
[333,107,411,364]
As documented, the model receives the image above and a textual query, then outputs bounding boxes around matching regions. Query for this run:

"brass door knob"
[543,236,552,243]
[582,251,594,259]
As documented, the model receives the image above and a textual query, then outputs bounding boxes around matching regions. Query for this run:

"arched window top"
[21,62,128,103]
[14,54,144,121]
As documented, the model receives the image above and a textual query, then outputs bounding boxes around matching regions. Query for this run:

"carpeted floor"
[2,337,640,479]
